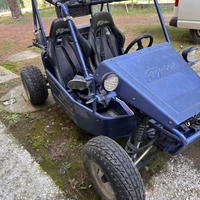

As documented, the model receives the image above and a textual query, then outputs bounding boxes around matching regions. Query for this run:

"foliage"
[0,0,26,10]
[0,0,47,11]
[0,0,8,10]
[19,0,25,8]
[22,0,47,9]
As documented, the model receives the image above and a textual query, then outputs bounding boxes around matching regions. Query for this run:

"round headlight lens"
[182,46,198,62]
[103,73,119,92]
[187,49,197,62]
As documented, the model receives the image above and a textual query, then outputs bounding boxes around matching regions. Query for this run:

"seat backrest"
[47,18,95,88]
[88,11,125,66]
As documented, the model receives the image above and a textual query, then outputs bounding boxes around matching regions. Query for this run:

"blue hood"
[94,42,200,130]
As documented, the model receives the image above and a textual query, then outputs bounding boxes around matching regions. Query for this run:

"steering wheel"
[124,34,153,54]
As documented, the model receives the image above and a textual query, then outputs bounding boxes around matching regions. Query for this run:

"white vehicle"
[169,0,200,44]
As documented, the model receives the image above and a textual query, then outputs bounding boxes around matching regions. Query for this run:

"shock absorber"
[134,114,149,144]
[125,113,149,156]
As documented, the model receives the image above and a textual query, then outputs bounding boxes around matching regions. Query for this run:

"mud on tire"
[20,66,48,105]
[83,136,145,200]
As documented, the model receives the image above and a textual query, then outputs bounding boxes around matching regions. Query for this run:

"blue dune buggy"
[21,0,200,199]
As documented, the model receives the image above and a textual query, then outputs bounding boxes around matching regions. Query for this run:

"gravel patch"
[0,121,66,200]
[146,154,200,200]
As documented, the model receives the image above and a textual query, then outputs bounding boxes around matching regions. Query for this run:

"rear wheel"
[83,136,145,200]
[189,29,200,44]
[20,66,48,105]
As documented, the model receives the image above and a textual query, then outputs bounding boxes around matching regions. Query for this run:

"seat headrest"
[90,11,115,33]
[49,18,71,44]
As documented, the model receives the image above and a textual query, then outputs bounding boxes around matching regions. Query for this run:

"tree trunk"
[6,0,22,19]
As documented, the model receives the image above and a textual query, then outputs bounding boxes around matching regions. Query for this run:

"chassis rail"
[149,122,200,155]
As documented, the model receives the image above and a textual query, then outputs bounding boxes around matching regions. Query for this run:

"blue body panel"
[45,67,137,138]
[94,42,200,130]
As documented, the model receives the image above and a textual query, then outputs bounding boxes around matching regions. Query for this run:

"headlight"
[102,73,119,92]
[182,46,198,62]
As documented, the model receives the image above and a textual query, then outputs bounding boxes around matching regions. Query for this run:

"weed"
[36,157,44,163]
[70,139,78,150]
[37,116,42,120]
[3,113,22,125]
[61,162,72,174]
[78,143,84,149]
[24,111,35,120]
[44,128,54,134]
[28,135,41,144]
[24,111,31,118]
[69,178,79,189]
[64,162,72,169]
[67,178,86,199]
[44,141,50,149]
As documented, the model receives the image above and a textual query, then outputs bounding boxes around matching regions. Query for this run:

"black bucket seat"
[47,18,95,88]
[88,11,153,67]
[88,11,125,67]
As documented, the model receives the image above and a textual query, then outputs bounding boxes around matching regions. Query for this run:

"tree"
[6,0,22,19]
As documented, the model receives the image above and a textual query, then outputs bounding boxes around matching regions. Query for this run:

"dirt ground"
[0,11,174,62]
[0,7,200,200]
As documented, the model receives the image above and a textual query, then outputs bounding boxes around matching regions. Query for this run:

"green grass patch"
[1,62,19,73]
[0,16,12,24]
[0,41,17,51]
[0,15,30,25]
[124,22,197,50]
[140,25,192,44]
[37,7,57,18]
[0,56,44,76]
[93,5,173,16]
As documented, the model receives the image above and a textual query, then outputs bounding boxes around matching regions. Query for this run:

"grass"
[38,7,57,18]
[0,15,30,25]
[139,25,194,46]
[0,41,17,50]
[0,6,173,25]
[1,62,19,73]
[111,6,173,16]
[91,5,173,17]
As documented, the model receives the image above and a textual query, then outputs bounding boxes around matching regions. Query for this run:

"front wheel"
[20,66,48,105]
[83,136,145,200]
[189,29,200,44]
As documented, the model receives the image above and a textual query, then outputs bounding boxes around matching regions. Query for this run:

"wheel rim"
[90,161,116,200]
[22,78,30,100]
[195,30,200,39]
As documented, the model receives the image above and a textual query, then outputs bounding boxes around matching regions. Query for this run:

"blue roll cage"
[31,0,170,81]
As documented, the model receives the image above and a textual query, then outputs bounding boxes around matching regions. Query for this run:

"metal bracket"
[63,16,73,21]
